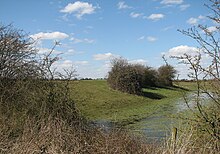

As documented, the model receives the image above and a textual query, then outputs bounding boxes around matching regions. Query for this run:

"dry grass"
[0,116,160,154]
[162,125,220,154]
[1,116,219,154]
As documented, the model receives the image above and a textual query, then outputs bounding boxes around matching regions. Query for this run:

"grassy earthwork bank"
[70,80,195,127]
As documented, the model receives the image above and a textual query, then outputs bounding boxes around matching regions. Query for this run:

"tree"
[107,58,144,95]
[142,66,158,87]
[157,64,177,86]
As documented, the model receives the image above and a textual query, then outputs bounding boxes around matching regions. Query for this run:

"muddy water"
[92,92,210,142]
[129,92,210,141]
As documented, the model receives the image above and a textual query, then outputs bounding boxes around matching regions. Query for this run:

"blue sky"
[0,0,215,78]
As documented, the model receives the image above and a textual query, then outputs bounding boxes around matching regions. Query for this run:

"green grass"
[70,80,194,126]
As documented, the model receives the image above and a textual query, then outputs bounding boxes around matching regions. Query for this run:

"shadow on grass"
[156,85,190,91]
[142,91,166,100]
[173,85,190,91]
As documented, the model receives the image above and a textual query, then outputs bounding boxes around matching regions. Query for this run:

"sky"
[0,0,216,79]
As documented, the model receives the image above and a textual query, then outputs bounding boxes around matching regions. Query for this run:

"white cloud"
[117,1,132,9]
[60,1,96,19]
[93,53,117,61]
[54,59,88,71]
[162,25,175,31]
[37,48,62,55]
[180,4,190,10]
[207,26,218,33]
[67,49,84,55]
[129,59,147,65]
[37,48,52,54]
[187,15,206,25]
[137,36,157,42]
[161,0,183,5]
[198,15,205,19]
[84,38,95,43]
[162,45,198,79]
[70,37,94,44]
[147,13,165,21]
[55,60,74,69]
[163,45,213,79]
[31,32,69,40]
[165,45,199,57]
[75,61,89,65]
[137,36,145,40]
[187,17,199,25]
[96,61,111,72]
[147,36,157,42]
[70,37,82,43]
[130,12,143,18]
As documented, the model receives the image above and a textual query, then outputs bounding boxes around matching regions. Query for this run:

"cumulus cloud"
[30,32,69,40]
[147,36,157,42]
[187,15,206,25]
[117,1,132,9]
[37,48,62,55]
[75,61,89,65]
[187,17,199,25]
[130,12,143,18]
[60,1,97,19]
[70,37,95,44]
[54,60,89,71]
[129,59,147,65]
[66,49,84,55]
[162,45,198,79]
[55,60,74,69]
[165,45,199,57]
[161,0,183,5]
[180,4,190,11]
[137,36,157,42]
[147,13,165,21]
[163,45,213,79]
[93,53,117,61]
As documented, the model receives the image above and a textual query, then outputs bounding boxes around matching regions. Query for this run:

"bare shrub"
[163,127,219,154]
[0,24,42,79]
[0,24,81,153]
[171,0,220,151]
[0,117,161,154]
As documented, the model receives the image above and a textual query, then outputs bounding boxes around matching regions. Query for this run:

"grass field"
[70,80,195,127]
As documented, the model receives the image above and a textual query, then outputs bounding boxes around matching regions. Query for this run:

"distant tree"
[107,58,128,90]
[142,66,158,87]
[107,58,144,95]
[107,57,177,94]
[157,64,177,86]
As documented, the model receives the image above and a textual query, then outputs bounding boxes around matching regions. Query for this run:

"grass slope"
[70,80,193,126]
